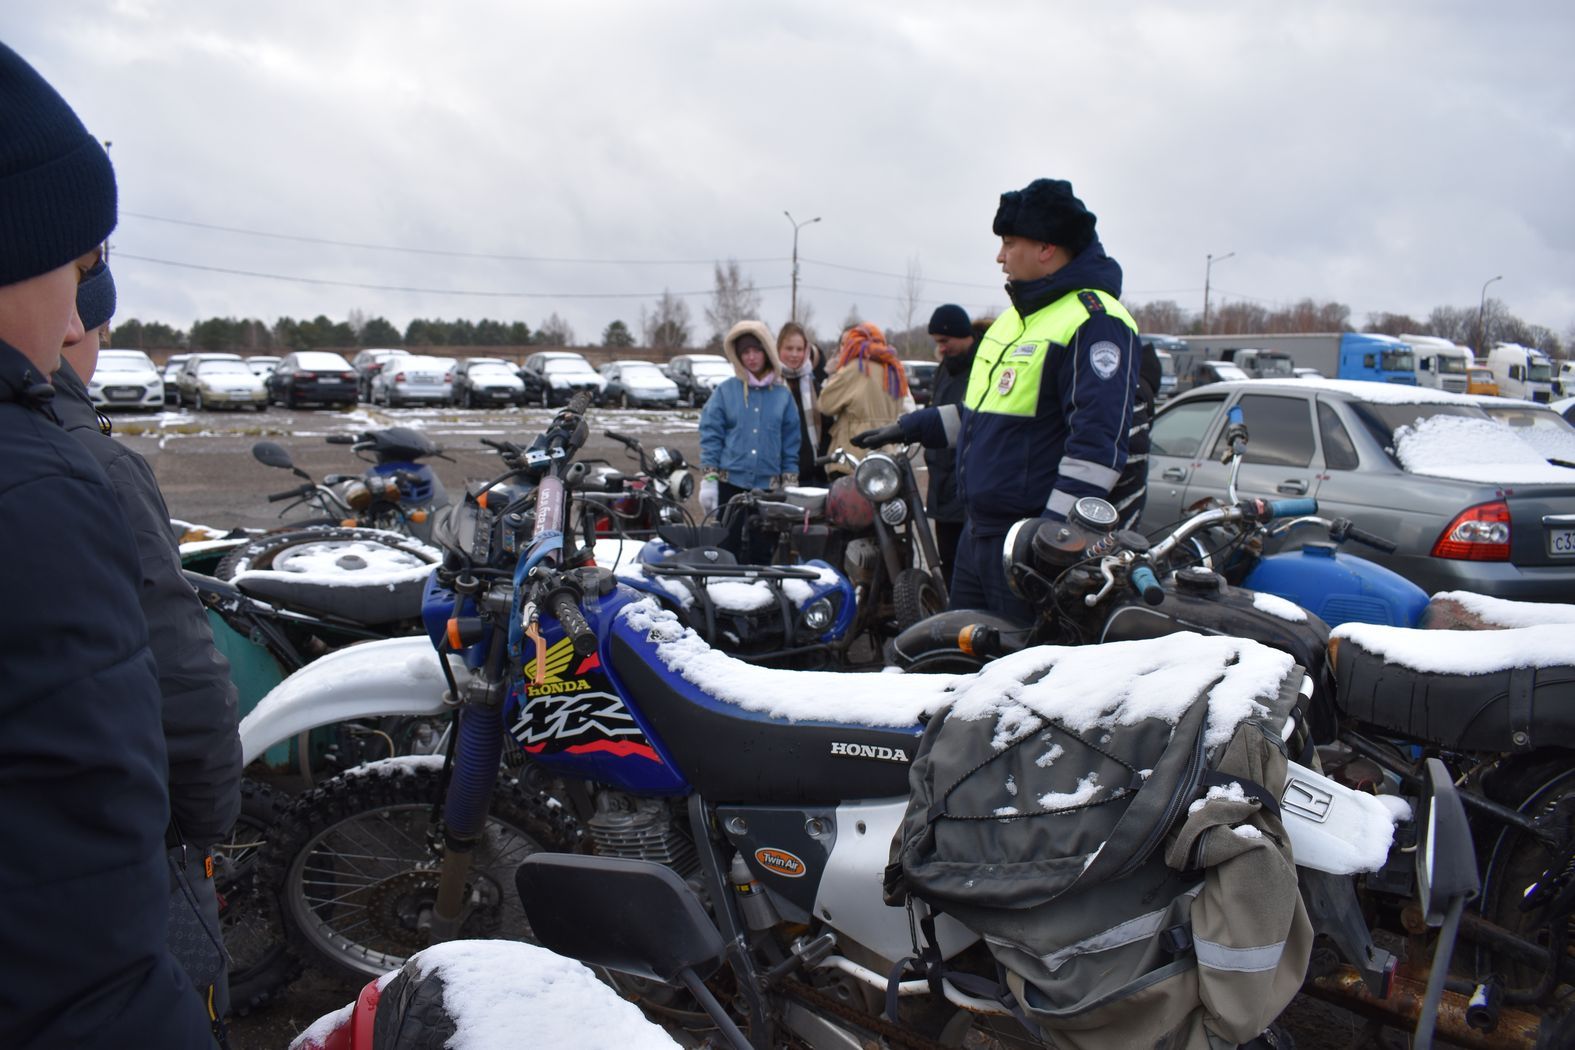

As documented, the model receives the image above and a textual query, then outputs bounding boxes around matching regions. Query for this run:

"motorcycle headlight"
[879,497,908,526]
[669,468,694,502]
[802,597,835,632]
[854,455,901,503]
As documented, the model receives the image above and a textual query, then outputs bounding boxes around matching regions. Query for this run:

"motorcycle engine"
[843,537,881,584]
[586,793,698,877]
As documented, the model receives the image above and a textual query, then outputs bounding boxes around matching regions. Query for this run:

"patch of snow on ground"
[1333,622,1575,674]
[408,941,681,1050]
[1431,591,1575,628]
[1038,772,1102,811]
[1252,592,1308,622]
[1393,414,1575,485]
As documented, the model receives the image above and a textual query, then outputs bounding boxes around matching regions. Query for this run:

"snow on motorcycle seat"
[613,598,1303,806]
[230,564,429,626]
[1420,590,1575,632]
[1330,622,1575,751]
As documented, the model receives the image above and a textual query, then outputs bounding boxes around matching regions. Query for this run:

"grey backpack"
[886,665,1313,1050]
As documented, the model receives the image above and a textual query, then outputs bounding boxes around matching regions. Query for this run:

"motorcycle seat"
[232,571,425,627]
[608,629,921,804]
[1420,591,1575,632]
[1331,623,1575,752]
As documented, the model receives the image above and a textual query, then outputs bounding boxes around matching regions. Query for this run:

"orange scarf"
[835,322,909,399]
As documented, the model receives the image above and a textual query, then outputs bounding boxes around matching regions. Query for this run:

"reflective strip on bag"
[1193,936,1285,973]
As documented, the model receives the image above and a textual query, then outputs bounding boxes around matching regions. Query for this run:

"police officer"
[855,178,1147,619]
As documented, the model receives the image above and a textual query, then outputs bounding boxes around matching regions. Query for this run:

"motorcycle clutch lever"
[1084,557,1121,607]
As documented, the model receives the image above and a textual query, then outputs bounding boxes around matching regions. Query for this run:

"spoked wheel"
[1477,765,1575,1002]
[217,779,301,1015]
[258,763,580,982]
[213,526,439,580]
[892,568,946,633]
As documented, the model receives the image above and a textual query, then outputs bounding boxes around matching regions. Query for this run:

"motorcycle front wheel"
[892,567,946,632]
[257,762,581,983]
[217,779,300,1015]
[213,526,439,581]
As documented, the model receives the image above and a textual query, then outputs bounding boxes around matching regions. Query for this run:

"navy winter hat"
[927,304,971,338]
[992,178,1095,254]
[76,258,116,330]
[0,43,118,288]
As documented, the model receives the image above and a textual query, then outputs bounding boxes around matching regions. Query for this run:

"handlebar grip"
[267,484,314,502]
[1130,565,1165,606]
[551,594,598,656]
[324,434,357,445]
[1342,523,1398,554]
[1265,497,1318,519]
[604,429,639,449]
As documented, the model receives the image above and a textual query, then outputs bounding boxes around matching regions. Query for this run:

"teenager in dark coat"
[0,42,212,1049]
[775,320,827,485]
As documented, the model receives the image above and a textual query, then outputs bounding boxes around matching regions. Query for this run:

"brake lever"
[1085,556,1122,607]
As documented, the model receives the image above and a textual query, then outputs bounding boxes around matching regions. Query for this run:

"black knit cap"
[927,304,971,338]
[992,178,1095,254]
[0,43,118,288]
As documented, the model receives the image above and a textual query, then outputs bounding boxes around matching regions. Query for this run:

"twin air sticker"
[510,636,661,762]
[754,848,807,878]
[1088,340,1122,381]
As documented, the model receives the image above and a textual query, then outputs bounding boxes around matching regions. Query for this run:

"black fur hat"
[992,178,1095,254]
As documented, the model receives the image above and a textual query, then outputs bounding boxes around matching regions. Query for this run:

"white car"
[90,350,165,410]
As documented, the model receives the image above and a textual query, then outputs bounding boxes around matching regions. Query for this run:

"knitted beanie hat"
[927,304,972,338]
[992,178,1095,255]
[0,43,118,287]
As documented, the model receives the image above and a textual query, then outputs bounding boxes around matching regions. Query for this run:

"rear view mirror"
[251,441,296,471]
[1410,757,1480,1049]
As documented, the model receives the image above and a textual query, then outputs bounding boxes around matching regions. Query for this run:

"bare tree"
[704,259,762,340]
[1131,299,1190,335]
[895,255,925,355]
[535,312,576,347]
[1363,312,1424,336]
[642,290,691,351]
[1425,305,1476,345]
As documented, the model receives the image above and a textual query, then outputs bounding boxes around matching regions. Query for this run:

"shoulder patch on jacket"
[1077,291,1105,314]
[1089,340,1122,380]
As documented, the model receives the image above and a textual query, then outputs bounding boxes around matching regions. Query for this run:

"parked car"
[245,355,282,377]
[89,349,164,411]
[351,348,411,401]
[519,351,605,407]
[369,354,453,407]
[666,353,732,407]
[903,360,938,406]
[179,356,268,412]
[1186,360,1251,388]
[1291,367,1323,379]
[174,353,243,406]
[161,353,190,404]
[267,351,359,409]
[1466,367,1500,396]
[1471,396,1575,466]
[1555,396,1575,425]
[599,360,679,408]
[1141,378,1575,601]
[451,357,525,407]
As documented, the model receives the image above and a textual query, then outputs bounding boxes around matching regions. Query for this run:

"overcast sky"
[8,1,1573,346]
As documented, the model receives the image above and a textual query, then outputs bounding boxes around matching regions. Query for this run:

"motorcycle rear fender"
[238,636,451,765]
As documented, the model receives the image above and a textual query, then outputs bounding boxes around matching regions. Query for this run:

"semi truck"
[1485,343,1554,403]
[1400,334,1473,392]
[1181,332,1417,385]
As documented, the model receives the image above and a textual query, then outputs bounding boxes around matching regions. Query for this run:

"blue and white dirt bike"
[247,393,1429,1047]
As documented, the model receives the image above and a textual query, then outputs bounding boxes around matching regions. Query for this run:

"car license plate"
[1550,528,1575,557]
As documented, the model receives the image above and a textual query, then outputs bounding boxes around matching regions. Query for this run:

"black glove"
[851,424,903,449]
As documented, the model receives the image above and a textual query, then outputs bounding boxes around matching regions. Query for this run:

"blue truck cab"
[1339,333,1417,384]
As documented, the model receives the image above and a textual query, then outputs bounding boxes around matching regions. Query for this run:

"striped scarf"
[835,322,909,400]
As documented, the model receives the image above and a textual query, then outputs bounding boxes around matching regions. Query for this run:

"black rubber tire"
[892,568,946,633]
[370,966,459,1050]
[257,765,582,984]
[194,390,206,411]
[212,526,439,582]
[219,779,302,1016]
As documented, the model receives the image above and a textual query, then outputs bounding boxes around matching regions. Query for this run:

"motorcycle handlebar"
[551,592,597,656]
[604,429,640,450]
[1331,518,1399,554]
[1130,565,1165,606]
[324,434,357,445]
[267,483,316,503]
[1263,497,1318,520]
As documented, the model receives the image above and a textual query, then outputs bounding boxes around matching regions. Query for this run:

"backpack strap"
[884,908,1038,1037]
[1198,768,1281,821]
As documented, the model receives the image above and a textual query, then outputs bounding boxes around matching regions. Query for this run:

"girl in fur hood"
[697,320,802,559]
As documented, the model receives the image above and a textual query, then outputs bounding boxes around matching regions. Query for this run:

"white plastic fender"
[1281,760,1401,875]
[811,799,979,965]
[239,637,452,766]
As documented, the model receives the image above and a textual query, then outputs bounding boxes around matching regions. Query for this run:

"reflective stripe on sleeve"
[1058,457,1122,490]
[938,403,961,444]
[1047,489,1077,516]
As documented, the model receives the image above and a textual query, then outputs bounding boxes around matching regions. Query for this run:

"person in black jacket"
[920,305,979,589]
[0,42,213,1049]
[775,320,827,485]
[56,259,243,1026]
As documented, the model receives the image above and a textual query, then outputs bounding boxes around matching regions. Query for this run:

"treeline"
[109,311,583,353]
[1129,297,1566,356]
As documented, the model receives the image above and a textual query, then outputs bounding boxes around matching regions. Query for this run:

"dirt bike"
[251,426,450,540]
[247,393,1420,1048]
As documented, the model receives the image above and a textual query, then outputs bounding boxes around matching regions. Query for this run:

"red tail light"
[1431,500,1511,561]
[394,372,406,382]
[444,370,454,382]
[342,371,356,381]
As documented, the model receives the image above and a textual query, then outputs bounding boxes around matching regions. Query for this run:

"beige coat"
[818,359,906,475]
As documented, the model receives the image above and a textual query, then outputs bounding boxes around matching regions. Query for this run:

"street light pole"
[1476,274,1502,356]
[784,211,821,324]
[1202,251,1234,334]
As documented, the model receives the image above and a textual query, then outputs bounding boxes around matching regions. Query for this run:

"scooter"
[251,426,450,540]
